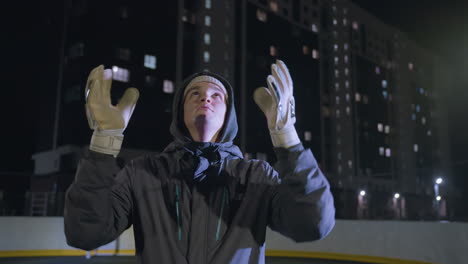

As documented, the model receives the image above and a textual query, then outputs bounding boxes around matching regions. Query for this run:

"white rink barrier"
[0,217,467,264]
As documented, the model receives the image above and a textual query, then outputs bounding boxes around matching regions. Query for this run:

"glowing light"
[394,193,400,199]
[360,190,366,196]
[436,196,441,201]
[436,178,443,185]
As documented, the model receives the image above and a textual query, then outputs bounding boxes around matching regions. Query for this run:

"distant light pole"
[434,177,443,219]
[393,193,401,219]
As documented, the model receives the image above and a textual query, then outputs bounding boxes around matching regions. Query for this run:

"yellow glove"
[85,65,139,156]
[254,60,300,148]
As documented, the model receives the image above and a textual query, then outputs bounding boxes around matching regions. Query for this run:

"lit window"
[256,9,267,22]
[375,66,380,74]
[352,21,359,30]
[332,5,337,12]
[385,148,391,157]
[413,144,418,152]
[346,106,350,115]
[416,105,421,112]
[427,130,432,136]
[304,131,312,141]
[334,56,339,64]
[333,18,337,25]
[345,80,350,89]
[344,68,349,76]
[377,123,383,132]
[270,46,278,56]
[408,62,414,70]
[385,125,390,134]
[336,109,340,118]
[334,69,340,78]
[419,87,424,94]
[203,51,210,62]
[382,80,388,88]
[333,44,339,51]
[112,66,130,82]
[205,0,211,9]
[355,93,361,102]
[338,152,342,160]
[144,54,157,69]
[337,137,341,145]
[338,165,342,174]
[163,80,174,94]
[302,45,310,55]
[411,113,416,121]
[344,55,349,63]
[311,24,318,32]
[422,117,426,125]
[382,91,388,99]
[335,96,340,105]
[204,33,211,45]
[348,160,353,168]
[379,147,385,156]
[345,93,350,102]
[269,1,278,12]
[205,15,211,26]
[344,43,349,50]
[312,49,319,59]
[343,18,348,26]
[335,82,340,90]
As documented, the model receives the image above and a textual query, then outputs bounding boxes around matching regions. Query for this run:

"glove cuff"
[269,126,300,148]
[90,130,124,157]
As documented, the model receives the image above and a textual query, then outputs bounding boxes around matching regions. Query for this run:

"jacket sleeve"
[267,143,335,242]
[64,150,133,250]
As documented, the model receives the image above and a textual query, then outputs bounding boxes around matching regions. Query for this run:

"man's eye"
[191,91,199,96]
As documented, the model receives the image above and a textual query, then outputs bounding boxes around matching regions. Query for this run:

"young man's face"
[183,81,227,140]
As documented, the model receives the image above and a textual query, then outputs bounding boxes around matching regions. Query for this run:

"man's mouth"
[198,105,213,112]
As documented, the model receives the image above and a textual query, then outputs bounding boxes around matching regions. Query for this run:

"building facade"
[31,0,453,220]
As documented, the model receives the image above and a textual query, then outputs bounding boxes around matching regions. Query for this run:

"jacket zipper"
[175,184,182,241]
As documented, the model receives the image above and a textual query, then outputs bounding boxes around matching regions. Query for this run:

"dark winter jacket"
[64,72,335,264]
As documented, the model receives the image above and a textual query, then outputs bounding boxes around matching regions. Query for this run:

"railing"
[0,190,466,221]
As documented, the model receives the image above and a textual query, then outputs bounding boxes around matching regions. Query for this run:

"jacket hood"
[164,71,242,159]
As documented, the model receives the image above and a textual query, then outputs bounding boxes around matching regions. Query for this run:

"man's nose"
[200,94,211,103]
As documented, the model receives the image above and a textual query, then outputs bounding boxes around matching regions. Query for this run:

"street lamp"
[436,195,442,201]
[359,190,366,197]
[436,177,443,185]
[394,193,400,199]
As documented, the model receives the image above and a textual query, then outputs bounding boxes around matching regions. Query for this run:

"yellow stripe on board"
[266,250,436,264]
[0,249,436,264]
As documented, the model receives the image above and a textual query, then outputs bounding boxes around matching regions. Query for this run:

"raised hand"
[254,60,300,148]
[85,65,139,156]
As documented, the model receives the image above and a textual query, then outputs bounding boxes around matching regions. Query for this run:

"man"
[64,60,335,264]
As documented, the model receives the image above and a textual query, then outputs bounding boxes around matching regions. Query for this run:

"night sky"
[3,1,468,198]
